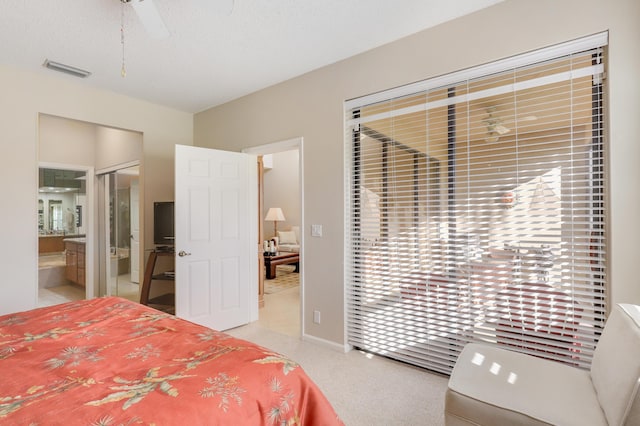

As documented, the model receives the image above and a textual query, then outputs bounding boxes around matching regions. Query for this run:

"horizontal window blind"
[345,33,607,374]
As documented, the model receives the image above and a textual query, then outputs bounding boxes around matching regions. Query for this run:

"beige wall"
[95,126,143,171]
[194,0,640,346]
[40,114,143,171]
[263,149,300,239]
[0,64,192,315]
[39,114,97,166]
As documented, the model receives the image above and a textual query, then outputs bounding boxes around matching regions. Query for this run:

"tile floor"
[38,252,141,307]
[38,277,140,307]
[38,284,85,307]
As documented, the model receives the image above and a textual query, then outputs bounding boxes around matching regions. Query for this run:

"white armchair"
[274,226,300,253]
[445,303,640,425]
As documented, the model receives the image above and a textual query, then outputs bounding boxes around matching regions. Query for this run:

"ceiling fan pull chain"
[121,0,127,78]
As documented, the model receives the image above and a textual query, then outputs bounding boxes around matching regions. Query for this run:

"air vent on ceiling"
[43,59,92,78]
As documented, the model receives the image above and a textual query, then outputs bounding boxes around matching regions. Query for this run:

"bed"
[0,296,343,425]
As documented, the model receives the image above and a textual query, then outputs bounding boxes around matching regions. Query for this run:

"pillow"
[278,230,297,245]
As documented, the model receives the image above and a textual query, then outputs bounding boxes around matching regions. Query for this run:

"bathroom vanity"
[64,237,86,287]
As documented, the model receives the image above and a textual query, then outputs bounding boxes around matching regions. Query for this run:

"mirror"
[38,199,44,230]
[48,200,63,232]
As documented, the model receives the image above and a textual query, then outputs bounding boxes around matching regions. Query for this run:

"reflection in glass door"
[98,166,140,301]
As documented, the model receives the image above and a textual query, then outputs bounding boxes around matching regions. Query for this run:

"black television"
[153,201,175,246]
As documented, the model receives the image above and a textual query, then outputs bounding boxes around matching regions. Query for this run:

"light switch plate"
[311,224,323,237]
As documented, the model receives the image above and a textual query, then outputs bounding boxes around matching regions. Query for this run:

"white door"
[130,179,140,283]
[174,145,258,331]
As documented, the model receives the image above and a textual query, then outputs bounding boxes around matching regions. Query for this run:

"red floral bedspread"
[0,297,343,425]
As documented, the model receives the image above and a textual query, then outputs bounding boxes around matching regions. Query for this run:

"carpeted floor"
[265,265,299,294]
[228,322,448,425]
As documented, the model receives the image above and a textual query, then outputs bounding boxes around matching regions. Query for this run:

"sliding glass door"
[98,166,140,301]
[345,33,608,374]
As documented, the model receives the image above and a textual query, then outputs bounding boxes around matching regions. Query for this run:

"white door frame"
[37,162,95,301]
[243,137,304,337]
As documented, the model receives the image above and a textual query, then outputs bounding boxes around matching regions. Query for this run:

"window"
[345,33,607,374]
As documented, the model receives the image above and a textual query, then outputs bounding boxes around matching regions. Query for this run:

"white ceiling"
[0,0,503,113]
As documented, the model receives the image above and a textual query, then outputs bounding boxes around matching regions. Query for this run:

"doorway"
[244,138,304,338]
[37,114,143,307]
[37,167,88,306]
[97,165,140,302]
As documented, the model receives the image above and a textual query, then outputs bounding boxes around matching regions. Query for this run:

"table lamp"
[265,207,285,237]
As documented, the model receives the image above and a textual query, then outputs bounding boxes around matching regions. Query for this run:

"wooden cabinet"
[64,239,85,287]
[65,246,77,283]
[77,243,85,286]
[39,235,66,254]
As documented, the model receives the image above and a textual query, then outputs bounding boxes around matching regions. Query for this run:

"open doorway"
[37,114,143,307]
[244,138,304,338]
[97,165,140,302]
[37,167,88,306]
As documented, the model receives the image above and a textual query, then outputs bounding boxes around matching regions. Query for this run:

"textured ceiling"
[0,0,504,113]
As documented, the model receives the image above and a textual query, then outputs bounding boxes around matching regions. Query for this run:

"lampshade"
[265,207,285,222]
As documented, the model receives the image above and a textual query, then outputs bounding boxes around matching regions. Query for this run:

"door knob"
[178,250,191,257]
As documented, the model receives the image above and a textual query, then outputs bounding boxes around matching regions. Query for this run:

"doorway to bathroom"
[37,113,143,307]
[97,165,140,301]
[37,167,88,305]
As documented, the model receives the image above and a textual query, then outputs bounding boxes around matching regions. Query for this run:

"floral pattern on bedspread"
[0,297,343,425]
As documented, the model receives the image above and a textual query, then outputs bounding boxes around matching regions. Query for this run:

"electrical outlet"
[313,310,321,324]
[311,224,323,237]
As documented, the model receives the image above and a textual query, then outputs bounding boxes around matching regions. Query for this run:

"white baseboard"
[302,333,349,353]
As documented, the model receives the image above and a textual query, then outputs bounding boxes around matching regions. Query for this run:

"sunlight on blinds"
[345,33,607,374]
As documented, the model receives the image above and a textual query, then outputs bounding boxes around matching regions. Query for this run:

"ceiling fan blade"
[211,0,236,15]
[130,0,169,39]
